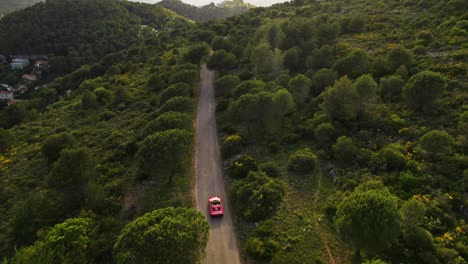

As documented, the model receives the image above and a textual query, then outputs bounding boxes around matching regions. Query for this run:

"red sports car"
[208,196,224,216]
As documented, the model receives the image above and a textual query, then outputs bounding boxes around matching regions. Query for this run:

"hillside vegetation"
[158,0,253,22]
[201,0,467,263]
[0,0,467,263]
[0,0,188,74]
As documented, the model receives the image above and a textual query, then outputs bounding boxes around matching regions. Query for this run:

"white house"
[10,58,30,70]
[0,91,14,100]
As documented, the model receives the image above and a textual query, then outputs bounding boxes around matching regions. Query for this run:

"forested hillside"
[0,13,211,261]
[158,0,253,22]
[0,0,467,263]
[0,0,188,74]
[0,0,43,15]
[200,0,467,263]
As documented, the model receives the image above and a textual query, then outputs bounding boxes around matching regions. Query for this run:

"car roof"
[209,196,221,202]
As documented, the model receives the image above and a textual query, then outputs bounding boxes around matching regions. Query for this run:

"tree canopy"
[113,207,209,264]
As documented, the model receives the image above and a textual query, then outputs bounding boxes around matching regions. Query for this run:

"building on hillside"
[10,58,30,70]
[34,60,49,70]
[0,83,12,91]
[22,74,38,82]
[0,91,14,100]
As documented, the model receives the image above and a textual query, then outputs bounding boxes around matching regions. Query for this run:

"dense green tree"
[314,122,336,145]
[251,43,284,80]
[403,71,447,110]
[379,75,405,101]
[332,136,358,165]
[228,155,259,179]
[136,129,192,182]
[229,89,294,134]
[41,132,77,163]
[322,76,360,121]
[283,46,302,72]
[184,42,210,64]
[47,148,97,209]
[316,22,341,45]
[231,171,286,221]
[232,80,266,99]
[94,87,114,104]
[158,96,194,114]
[341,14,366,33]
[387,46,413,71]
[0,128,14,152]
[1,102,28,128]
[214,75,241,97]
[12,218,92,264]
[332,49,370,78]
[147,74,167,93]
[353,74,377,99]
[81,90,98,110]
[306,45,335,71]
[10,190,63,249]
[160,83,191,104]
[113,207,209,264]
[207,49,237,71]
[266,23,286,49]
[378,144,407,171]
[370,56,391,78]
[310,68,338,95]
[169,70,199,86]
[142,112,192,138]
[419,130,455,157]
[288,74,312,105]
[113,86,130,106]
[211,36,233,51]
[400,198,426,229]
[245,220,279,260]
[335,181,400,256]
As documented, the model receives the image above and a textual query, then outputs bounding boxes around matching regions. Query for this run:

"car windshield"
[211,200,220,205]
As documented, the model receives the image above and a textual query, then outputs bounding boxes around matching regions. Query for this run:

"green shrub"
[419,130,455,157]
[231,171,286,221]
[159,83,191,104]
[260,161,282,177]
[94,87,113,104]
[99,111,117,121]
[378,144,407,171]
[41,132,78,163]
[0,128,14,152]
[332,136,359,165]
[158,96,193,114]
[403,71,447,111]
[288,148,317,173]
[379,75,405,101]
[314,122,337,145]
[221,134,244,157]
[142,112,192,138]
[228,155,259,179]
[215,75,240,97]
[245,237,279,261]
[168,70,198,86]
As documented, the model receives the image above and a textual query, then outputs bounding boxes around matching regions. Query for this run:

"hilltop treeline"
[158,0,252,22]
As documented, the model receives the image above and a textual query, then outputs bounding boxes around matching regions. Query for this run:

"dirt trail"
[194,65,241,264]
[313,162,337,264]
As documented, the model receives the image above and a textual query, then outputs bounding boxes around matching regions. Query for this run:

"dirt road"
[195,65,241,264]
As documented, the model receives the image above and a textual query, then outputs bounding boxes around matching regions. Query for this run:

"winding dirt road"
[195,65,241,264]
